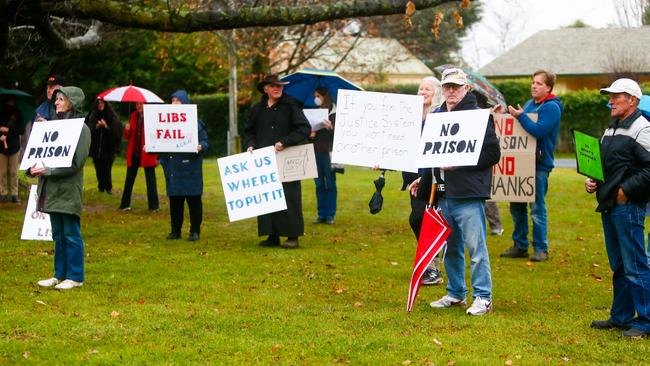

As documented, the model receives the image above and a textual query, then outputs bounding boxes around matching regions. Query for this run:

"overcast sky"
[460,0,621,69]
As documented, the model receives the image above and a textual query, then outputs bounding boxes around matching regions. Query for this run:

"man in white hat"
[586,78,650,338]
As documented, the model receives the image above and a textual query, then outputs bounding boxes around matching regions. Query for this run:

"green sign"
[573,130,604,182]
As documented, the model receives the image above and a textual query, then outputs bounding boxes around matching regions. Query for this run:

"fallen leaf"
[353,302,363,308]
[592,263,600,268]
[553,294,561,299]
[23,351,30,359]
[390,262,399,266]
[433,338,442,347]
[447,361,456,366]
[505,360,513,366]
[515,355,522,359]
[562,356,570,362]
[36,300,46,306]
[137,298,145,304]
[402,360,412,365]
[110,311,120,318]
[88,349,99,354]
[271,344,281,353]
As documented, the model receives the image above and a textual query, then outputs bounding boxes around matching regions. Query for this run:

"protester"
[0,96,25,203]
[410,68,500,315]
[244,73,311,249]
[119,101,159,211]
[86,97,121,194]
[159,90,209,241]
[404,76,445,286]
[485,202,504,235]
[34,74,63,123]
[499,70,563,262]
[586,78,650,338]
[30,86,90,290]
[309,87,337,225]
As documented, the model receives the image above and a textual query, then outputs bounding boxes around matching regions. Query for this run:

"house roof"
[478,27,650,77]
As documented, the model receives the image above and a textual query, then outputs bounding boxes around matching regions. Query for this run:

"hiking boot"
[37,277,59,287]
[281,237,299,249]
[622,328,648,339]
[166,232,181,240]
[591,319,629,330]
[187,232,200,241]
[500,245,529,258]
[530,251,549,262]
[429,295,466,308]
[466,297,492,316]
[259,235,280,247]
[55,279,83,290]
[421,268,444,285]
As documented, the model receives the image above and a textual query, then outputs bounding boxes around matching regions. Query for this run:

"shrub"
[192,94,251,157]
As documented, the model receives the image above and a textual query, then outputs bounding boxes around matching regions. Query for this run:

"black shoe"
[421,268,444,285]
[590,319,629,330]
[119,205,131,211]
[622,328,648,338]
[281,237,299,249]
[166,232,181,240]
[312,217,326,224]
[530,251,549,262]
[106,189,113,195]
[500,245,529,258]
[259,235,280,247]
[187,232,200,241]
[11,195,20,203]
[324,218,334,225]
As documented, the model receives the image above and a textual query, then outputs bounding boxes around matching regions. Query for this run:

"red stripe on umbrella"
[98,84,164,103]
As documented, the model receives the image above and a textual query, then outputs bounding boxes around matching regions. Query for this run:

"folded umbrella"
[368,170,386,215]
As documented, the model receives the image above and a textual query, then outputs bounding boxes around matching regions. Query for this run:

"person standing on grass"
[0,96,25,203]
[119,101,159,212]
[309,87,337,225]
[586,78,650,339]
[30,86,90,290]
[244,73,311,249]
[499,70,563,262]
[410,68,500,315]
[159,90,209,242]
[86,97,121,195]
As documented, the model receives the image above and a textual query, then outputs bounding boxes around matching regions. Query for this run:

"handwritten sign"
[332,90,422,172]
[416,109,490,168]
[303,109,329,132]
[490,113,537,202]
[143,104,199,153]
[276,144,317,182]
[20,118,84,170]
[217,146,287,222]
[21,185,52,241]
[573,130,604,182]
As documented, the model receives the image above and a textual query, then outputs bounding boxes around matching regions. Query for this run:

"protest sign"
[331,90,422,172]
[416,109,490,168]
[276,144,317,182]
[217,146,287,222]
[20,118,84,170]
[303,109,329,131]
[21,185,52,241]
[490,113,537,202]
[573,130,604,182]
[143,104,199,153]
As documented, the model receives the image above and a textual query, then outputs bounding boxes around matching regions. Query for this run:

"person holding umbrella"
[310,87,337,225]
[0,95,26,203]
[244,73,311,249]
[86,97,121,194]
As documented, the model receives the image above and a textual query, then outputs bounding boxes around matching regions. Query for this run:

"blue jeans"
[314,152,337,220]
[601,203,650,331]
[510,170,549,252]
[440,197,492,300]
[50,213,84,282]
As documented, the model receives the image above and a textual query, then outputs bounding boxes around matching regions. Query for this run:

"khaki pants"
[0,153,19,196]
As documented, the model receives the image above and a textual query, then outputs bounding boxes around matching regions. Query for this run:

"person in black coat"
[86,97,121,194]
[0,96,25,203]
[244,74,311,249]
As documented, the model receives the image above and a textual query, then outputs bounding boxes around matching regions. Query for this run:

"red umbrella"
[98,83,164,103]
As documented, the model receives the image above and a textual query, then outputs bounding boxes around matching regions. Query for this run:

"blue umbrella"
[280,68,363,107]
[639,95,650,113]
[0,88,35,125]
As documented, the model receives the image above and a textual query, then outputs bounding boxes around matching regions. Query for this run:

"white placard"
[143,104,199,153]
[303,109,329,131]
[20,118,84,170]
[416,109,490,168]
[21,185,52,241]
[276,144,318,182]
[217,146,287,222]
[331,90,423,173]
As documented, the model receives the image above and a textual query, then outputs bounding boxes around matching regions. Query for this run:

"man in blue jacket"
[500,70,563,262]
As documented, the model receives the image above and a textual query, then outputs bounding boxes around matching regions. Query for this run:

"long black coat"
[244,93,311,237]
[86,108,121,160]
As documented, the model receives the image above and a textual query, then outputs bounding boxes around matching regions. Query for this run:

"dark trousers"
[93,157,114,192]
[169,195,202,234]
[120,156,159,210]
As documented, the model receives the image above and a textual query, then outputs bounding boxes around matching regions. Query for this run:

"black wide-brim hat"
[257,73,289,93]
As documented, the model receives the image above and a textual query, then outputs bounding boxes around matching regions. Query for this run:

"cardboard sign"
[217,146,287,222]
[303,109,329,131]
[332,90,423,173]
[573,130,604,182]
[416,109,490,168]
[490,113,537,202]
[276,144,317,182]
[21,185,52,241]
[20,118,85,170]
[143,104,199,153]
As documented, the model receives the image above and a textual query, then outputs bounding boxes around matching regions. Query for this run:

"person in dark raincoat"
[0,96,25,203]
[86,97,121,194]
[244,74,311,249]
[159,90,209,242]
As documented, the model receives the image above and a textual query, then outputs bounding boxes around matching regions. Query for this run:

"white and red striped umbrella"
[98,84,164,103]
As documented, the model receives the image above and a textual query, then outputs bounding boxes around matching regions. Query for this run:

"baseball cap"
[440,68,468,86]
[600,78,642,99]
[45,73,65,86]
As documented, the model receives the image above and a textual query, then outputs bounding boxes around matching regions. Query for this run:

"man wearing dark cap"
[243,73,311,249]
[35,74,64,122]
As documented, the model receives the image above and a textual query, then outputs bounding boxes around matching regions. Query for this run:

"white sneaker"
[466,296,492,315]
[430,295,467,308]
[37,277,59,287]
[54,279,83,290]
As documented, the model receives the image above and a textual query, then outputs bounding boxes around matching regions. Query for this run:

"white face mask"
[314,97,322,106]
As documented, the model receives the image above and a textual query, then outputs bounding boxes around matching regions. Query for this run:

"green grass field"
[1,160,649,365]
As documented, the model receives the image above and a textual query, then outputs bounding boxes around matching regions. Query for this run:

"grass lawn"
[1,159,649,365]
